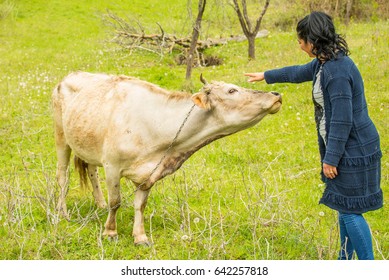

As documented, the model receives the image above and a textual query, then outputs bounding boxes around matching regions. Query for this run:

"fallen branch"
[103,10,269,66]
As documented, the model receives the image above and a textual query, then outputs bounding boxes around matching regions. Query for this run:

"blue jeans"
[338,212,374,260]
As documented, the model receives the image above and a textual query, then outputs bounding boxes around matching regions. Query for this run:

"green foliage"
[0,0,16,20]
[263,0,389,30]
[0,0,388,260]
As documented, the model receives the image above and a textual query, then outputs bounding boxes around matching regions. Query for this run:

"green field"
[0,0,388,260]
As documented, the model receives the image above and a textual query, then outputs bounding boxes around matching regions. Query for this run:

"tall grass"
[0,0,388,260]
[0,1,16,20]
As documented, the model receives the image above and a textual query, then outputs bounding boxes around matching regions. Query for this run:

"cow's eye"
[228,88,238,94]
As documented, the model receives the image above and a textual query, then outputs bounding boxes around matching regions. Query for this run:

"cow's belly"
[64,128,104,166]
[63,102,109,165]
[120,151,192,187]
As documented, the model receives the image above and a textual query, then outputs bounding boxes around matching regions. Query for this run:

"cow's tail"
[74,156,89,190]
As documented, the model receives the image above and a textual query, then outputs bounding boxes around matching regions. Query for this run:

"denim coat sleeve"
[322,75,353,166]
[264,59,318,84]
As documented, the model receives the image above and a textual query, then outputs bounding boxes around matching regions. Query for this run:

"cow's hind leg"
[53,84,71,219]
[133,187,151,245]
[55,144,71,220]
[87,165,107,209]
[103,167,121,239]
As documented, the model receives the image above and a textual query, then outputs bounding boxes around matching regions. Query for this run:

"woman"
[245,11,383,260]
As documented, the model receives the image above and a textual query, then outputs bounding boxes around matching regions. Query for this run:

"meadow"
[0,0,388,260]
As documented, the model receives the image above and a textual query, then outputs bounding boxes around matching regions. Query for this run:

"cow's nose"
[271,91,282,103]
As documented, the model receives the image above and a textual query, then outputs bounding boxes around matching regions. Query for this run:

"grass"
[0,0,388,260]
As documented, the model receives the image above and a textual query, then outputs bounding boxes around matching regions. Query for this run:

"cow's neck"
[164,100,229,153]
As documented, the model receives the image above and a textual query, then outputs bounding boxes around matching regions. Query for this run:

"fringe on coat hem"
[338,150,382,167]
[319,189,383,213]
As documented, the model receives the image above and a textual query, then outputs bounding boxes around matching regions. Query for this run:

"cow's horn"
[200,73,208,85]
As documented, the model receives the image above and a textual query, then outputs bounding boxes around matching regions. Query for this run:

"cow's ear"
[192,92,211,110]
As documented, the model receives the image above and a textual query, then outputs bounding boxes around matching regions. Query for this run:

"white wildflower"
[181,235,189,241]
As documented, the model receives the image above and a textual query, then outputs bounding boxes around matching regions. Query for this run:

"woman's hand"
[323,163,338,179]
[244,72,265,83]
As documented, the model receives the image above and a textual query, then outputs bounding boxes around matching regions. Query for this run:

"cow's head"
[191,75,282,129]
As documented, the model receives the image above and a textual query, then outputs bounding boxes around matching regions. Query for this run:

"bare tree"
[232,0,270,60]
[186,0,207,80]
[345,0,353,25]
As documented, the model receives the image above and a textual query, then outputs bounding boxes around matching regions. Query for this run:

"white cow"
[52,72,281,245]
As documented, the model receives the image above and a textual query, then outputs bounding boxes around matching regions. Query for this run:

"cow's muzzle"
[271,91,282,103]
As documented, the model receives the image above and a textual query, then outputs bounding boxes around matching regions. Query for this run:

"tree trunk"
[248,35,256,60]
[345,0,353,25]
[232,0,270,60]
[186,0,207,81]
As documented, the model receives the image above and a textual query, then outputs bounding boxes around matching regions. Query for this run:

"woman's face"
[298,38,315,57]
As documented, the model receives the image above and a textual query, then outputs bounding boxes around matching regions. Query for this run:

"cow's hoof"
[135,240,152,247]
[107,235,119,242]
[134,234,150,246]
[103,229,118,240]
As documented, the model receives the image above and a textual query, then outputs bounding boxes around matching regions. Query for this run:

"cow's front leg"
[103,169,121,239]
[133,187,151,245]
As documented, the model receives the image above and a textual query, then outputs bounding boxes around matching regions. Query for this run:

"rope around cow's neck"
[131,103,197,195]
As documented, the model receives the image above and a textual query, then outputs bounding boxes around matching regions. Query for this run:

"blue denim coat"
[264,53,383,214]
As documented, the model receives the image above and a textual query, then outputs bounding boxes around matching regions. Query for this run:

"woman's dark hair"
[296,11,350,60]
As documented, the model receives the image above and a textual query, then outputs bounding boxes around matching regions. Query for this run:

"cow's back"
[54,72,136,165]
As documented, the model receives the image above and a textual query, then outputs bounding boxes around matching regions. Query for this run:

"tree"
[232,0,270,60]
[345,0,353,25]
[186,0,207,81]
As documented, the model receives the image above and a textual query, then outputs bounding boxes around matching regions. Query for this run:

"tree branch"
[232,0,250,37]
[186,0,207,80]
[254,0,270,33]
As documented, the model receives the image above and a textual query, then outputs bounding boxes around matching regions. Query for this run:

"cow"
[52,71,281,245]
